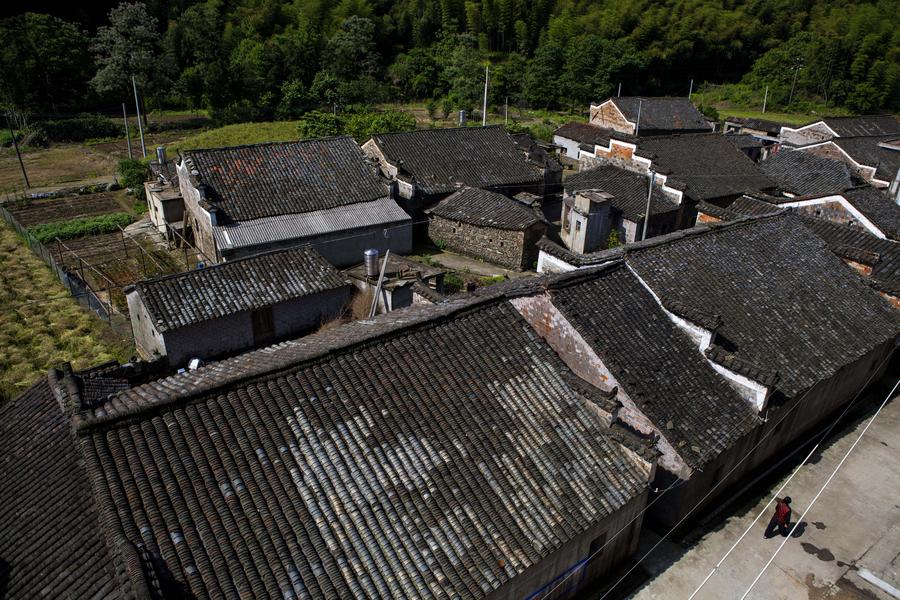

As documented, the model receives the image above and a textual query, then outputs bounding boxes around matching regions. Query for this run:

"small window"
[499,241,504,247]
[452,227,456,233]
[575,221,582,232]
[589,532,608,556]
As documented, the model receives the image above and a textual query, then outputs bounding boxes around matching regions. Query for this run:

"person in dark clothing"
[764,496,792,538]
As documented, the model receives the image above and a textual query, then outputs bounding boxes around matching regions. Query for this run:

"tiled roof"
[213,198,411,252]
[428,186,543,230]
[370,126,544,196]
[725,117,782,136]
[724,133,765,150]
[636,133,776,201]
[184,137,388,222]
[548,265,758,467]
[800,216,900,289]
[76,298,649,599]
[565,165,680,222]
[626,214,899,399]
[759,151,855,195]
[553,122,617,146]
[820,115,900,138]
[831,135,900,181]
[841,185,900,240]
[726,195,784,217]
[0,377,127,599]
[610,97,711,133]
[132,247,349,332]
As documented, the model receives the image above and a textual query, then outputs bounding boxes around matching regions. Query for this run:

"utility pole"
[789,62,802,106]
[635,99,643,136]
[132,76,147,158]
[122,103,133,160]
[688,79,694,100]
[5,113,29,189]
[504,96,508,126]
[617,82,622,97]
[642,171,655,241]
[762,85,769,114]
[482,65,489,126]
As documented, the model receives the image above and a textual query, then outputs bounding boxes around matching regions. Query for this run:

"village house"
[795,135,900,190]
[361,126,552,211]
[534,213,898,528]
[343,251,446,313]
[697,198,900,308]
[552,121,622,162]
[1,287,659,600]
[759,149,856,196]
[779,114,900,146]
[176,137,413,266]
[427,186,547,270]
[579,132,776,223]
[589,96,712,136]
[562,164,681,246]
[125,247,352,365]
[723,133,768,162]
[723,116,782,143]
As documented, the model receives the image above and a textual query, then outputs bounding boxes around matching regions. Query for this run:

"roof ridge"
[373,125,504,139]
[127,245,320,290]
[181,135,354,155]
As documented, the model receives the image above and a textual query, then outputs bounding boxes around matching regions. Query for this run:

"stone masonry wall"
[589,101,634,134]
[429,216,530,270]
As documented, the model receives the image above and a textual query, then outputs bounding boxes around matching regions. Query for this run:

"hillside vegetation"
[0,0,896,127]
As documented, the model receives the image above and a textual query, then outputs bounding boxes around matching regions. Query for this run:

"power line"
[688,354,898,598]
[540,348,895,600]
[738,377,900,600]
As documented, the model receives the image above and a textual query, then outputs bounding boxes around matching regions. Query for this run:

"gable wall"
[589,101,635,135]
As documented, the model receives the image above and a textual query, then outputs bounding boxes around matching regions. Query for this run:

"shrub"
[344,110,416,142]
[118,159,150,201]
[297,111,345,139]
[606,229,621,249]
[30,212,135,244]
[425,99,438,120]
[36,115,122,142]
[443,273,465,293]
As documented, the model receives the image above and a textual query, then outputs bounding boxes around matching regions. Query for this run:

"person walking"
[764,496,792,538]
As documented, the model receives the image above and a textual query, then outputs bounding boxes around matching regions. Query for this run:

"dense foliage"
[1,0,897,122]
[29,212,135,243]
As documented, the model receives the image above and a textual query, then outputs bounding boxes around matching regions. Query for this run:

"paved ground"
[630,385,900,600]
[425,250,536,279]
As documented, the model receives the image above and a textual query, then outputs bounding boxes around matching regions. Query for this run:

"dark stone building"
[759,149,856,196]
[362,126,552,211]
[126,247,352,365]
[427,186,547,270]
[589,97,712,136]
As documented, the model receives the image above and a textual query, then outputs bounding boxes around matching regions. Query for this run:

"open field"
[0,221,133,401]
[4,191,131,226]
[170,120,302,152]
[0,145,117,192]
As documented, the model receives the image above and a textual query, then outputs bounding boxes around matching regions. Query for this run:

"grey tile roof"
[610,97,711,134]
[428,186,543,230]
[726,195,783,217]
[132,247,349,332]
[548,265,758,467]
[553,122,617,146]
[184,137,389,222]
[77,299,650,599]
[831,136,900,181]
[370,126,544,196]
[636,133,776,201]
[565,165,679,222]
[0,377,127,600]
[724,117,782,136]
[799,216,900,291]
[724,133,765,150]
[213,197,412,252]
[820,115,900,138]
[626,214,899,399]
[759,150,855,195]
[841,185,900,240]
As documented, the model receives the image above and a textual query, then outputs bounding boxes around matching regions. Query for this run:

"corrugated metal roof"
[214,197,412,250]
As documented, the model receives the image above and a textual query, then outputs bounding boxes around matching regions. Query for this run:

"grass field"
[0,221,133,401]
[0,145,117,193]
[171,120,301,152]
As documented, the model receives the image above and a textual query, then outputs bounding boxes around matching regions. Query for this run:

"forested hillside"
[1,0,897,122]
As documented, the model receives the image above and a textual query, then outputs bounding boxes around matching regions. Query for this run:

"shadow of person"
[791,521,808,538]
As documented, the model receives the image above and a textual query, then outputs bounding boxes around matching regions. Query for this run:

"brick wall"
[429,216,543,270]
[589,101,634,135]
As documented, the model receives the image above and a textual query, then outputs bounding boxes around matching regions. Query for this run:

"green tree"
[560,36,646,108]
[344,110,417,141]
[522,42,564,108]
[325,16,380,80]
[297,110,344,138]
[91,2,164,100]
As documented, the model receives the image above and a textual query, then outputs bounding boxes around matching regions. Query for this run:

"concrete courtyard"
[627,381,900,600]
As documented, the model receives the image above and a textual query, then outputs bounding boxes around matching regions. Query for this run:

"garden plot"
[4,192,127,226]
